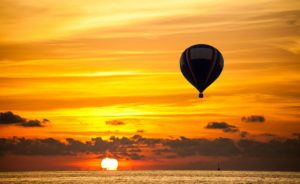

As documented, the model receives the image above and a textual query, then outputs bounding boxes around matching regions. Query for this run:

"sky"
[0,0,300,171]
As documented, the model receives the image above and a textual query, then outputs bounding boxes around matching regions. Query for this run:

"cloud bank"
[1,135,299,159]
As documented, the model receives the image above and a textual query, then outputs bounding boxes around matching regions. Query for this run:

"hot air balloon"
[180,44,224,98]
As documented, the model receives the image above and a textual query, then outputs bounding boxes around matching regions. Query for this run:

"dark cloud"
[136,129,144,133]
[240,131,248,138]
[153,148,172,155]
[105,120,125,126]
[164,137,240,157]
[238,138,300,158]
[131,135,162,146]
[0,111,48,127]
[0,111,25,124]
[205,122,239,132]
[122,152,145,160]
[242,115,265,123]
[20,120,46,127]
[292,133,300,139]
[0,135,299,165]
[128,153,144,160]
[128,148,141,153]
[258,133,277,138]
[0,137,69,156]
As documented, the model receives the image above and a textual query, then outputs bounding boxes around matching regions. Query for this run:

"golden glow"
[101,158,118,170]
[0,0,299,148]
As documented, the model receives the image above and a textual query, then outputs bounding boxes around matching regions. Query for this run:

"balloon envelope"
[180,44,224,98]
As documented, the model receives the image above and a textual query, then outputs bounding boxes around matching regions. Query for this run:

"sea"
[0,171,299,184]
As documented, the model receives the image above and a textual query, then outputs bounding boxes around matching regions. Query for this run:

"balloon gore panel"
[180,44,224,97]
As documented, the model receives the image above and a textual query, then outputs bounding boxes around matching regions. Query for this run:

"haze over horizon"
[0,0,300,171]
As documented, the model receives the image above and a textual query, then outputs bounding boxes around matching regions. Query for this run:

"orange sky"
[0,0,300,170]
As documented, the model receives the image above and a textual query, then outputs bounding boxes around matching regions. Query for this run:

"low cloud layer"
[242,115,265,123]
[0,112,48,127]
[240,131,248,138]
[1,135,299,161]
[205,122,239,132]
[293,133,300,139]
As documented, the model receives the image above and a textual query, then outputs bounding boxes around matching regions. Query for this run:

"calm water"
[0,171,299,184]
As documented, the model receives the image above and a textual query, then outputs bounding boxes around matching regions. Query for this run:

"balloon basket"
[199,93,204,98]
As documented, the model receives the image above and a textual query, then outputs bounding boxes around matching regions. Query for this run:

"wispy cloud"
[106,120,125,126]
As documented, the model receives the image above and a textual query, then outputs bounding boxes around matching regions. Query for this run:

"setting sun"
[101,158,118,170]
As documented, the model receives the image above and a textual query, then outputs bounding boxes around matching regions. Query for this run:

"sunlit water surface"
[0,171,299,184]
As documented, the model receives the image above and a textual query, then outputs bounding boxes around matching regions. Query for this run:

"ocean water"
[0,171,299,184]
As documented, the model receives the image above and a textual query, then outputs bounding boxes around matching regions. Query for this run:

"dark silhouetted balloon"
[180,44,224,98]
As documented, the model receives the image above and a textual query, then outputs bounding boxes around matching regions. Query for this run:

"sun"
[101,158,118,170]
